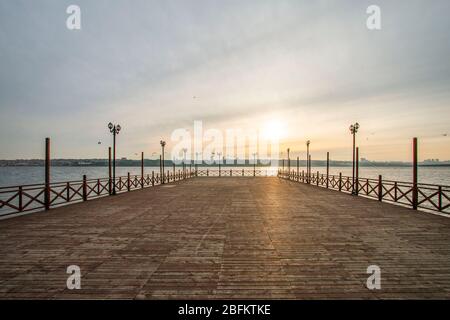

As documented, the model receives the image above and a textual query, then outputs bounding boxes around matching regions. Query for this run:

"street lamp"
[306,140,310,183]
[349,122,360,195]
[195,152,200,175]
[108,122,121,195]
[182,148,188,177]
[160,140,166,184]
[253,152,257,176]
[217,152,222,174]
[287,148,290,176]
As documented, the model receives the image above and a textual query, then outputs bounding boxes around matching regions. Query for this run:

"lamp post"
[195,152,199,175]
[253,152,257,176]
[182,148,188,177]
[287,148,290,177]
[160,140,166,184]
[349,122,360,195]
[108,123,121,195]
[306,140,310,183]
[217,152,222,175]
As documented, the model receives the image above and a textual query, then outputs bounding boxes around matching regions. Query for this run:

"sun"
[261,120,286,141]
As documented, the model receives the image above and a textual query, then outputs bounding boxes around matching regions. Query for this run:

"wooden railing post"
[394,182,398,201]
[317,171,319,186]
[82,175,87,201]
[141,152,144,188]
[412,137,418,210]
[339,172,342,191]
[326,152,329,188]
[378,175,383,201]
[297,157,299,181]
[152,171,155,186]
[66,182,70,202]
[438,186,442,211]
[127,172,131,191]
[44,137,51,210]
[18,186,23,212]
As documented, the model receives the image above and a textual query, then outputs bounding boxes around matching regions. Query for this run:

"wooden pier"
[0,177,449,299]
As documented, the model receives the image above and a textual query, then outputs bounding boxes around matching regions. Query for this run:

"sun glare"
[261,120,286,141]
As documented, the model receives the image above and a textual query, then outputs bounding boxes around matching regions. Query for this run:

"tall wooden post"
[355,147,359,195]
[297,157,299,181]
[18,186,23,212]
[413,138,418,210]
[141,152,144,188]
[108,147,112,195]
[82,175,87,201]
[326,152,329,188]
[339,172,342,191]
[378,175,383,201]
[44,138,50,210]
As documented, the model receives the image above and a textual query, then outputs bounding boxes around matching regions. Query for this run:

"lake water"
[0,166,449,187]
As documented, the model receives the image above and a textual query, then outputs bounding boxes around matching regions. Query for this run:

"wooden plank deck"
[0,177,449,299]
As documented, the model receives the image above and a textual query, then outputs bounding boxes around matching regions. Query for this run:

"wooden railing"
[196,168,278,177]
[278,170,450,215]
[2,167,448,218]
[0,170,195,218]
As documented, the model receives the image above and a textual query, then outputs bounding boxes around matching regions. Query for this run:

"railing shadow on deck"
[278,170,450,216]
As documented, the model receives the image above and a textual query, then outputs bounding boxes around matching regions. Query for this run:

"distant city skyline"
[1,1,449,161]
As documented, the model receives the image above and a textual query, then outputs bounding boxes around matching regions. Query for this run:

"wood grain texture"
[0,177,449,299]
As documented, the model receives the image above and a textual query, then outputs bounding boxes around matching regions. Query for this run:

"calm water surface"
[0,166,449,187]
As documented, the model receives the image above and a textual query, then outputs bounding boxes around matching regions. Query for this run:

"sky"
[0,0,449,162]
